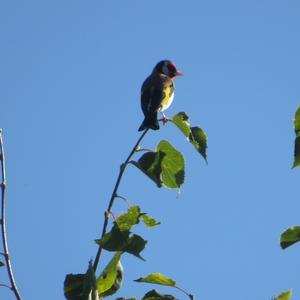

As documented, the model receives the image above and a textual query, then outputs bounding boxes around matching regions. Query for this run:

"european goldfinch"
[138,60,183,131]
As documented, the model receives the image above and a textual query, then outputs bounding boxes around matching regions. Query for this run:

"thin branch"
[0,283,12,289]
[0,129,22,300]
[93,128,149,271]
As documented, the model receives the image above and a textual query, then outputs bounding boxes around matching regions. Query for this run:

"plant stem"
[174,285,194,300]
[93,128,149,271]
[0,283,13,289]
[0,129,22,300]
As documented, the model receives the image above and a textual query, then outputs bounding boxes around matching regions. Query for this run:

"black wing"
[141,75,165,117]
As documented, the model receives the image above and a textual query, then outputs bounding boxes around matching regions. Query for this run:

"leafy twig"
[93,128,149,271]
[0,129,22,300]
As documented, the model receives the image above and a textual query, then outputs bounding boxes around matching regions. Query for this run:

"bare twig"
[0,283,12,289]
[93,128,149,271]
[0,129,22,300]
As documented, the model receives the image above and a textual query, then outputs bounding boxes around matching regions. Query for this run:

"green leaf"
[141,214,161,228]
[190,126,208,162]
[96,226,147,260]
[141,289,177,300]
[131,140,185,189]
[273,289,292,300]
[64,262,99,300]
[280,226,300,249]
[97,252,123,297]
[294,106,300,134]
[131,151,165,187]
[172,112,208,162]
[64,273,85,300]
[0,261,5,267]
[96,225,130,251]
[292,106,300,168]
[116,206,141,231]
[172,112,191,137]
[124,234,147,260]
[84,262,99,300]
[157,140,185,189]
[292,136,300,168]
[135,273,176,287]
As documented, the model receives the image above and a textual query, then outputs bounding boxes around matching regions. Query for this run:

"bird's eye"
[162,64,169,75]
[168,64,177,75]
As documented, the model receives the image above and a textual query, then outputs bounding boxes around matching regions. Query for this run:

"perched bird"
[138,60,183,131]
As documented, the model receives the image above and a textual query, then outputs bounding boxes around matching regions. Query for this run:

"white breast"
[160,91,174,112]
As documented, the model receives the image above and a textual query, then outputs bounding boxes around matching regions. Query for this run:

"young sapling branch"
[0,129,22,300]
[93,128,149,271]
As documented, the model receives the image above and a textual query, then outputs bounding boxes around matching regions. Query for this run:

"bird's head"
[153,60,183,79]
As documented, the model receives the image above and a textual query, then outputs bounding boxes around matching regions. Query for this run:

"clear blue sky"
[1,1,300,299]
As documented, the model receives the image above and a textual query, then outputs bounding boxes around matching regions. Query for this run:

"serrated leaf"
[292,106,300,168]
[294,106,300,134]
[0,261,5,267]
[292,136,300,168]
[172,112,208,162]
[131,151,165,187]
[157,140,185,189]
[280,226,300,249]
[84,262,99,300]
[135,273,176,287]
[273,289,292,300]
[190,126,208,162]
[116,206,141,231]
[141,214,160,228]
[96,226,130,251]
[64,273,85,300]
[142,289,177,300]
[97,252,123,297]
[116,297,137,300]
[64,262,99,300]
[124,234,147,260]
[131,140,184,189]
[172,112,191,137]
[96,226,147,260]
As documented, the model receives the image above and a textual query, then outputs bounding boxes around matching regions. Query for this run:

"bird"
[138,60,183,131]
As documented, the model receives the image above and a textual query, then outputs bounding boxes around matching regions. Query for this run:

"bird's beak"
[175,70,183,76]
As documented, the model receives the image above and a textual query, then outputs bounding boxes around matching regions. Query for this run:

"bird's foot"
[162,116,169,125]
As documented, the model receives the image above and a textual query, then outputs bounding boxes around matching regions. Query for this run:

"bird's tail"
[138,113,159,131]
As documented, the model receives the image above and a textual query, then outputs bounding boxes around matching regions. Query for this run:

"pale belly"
[158,86,175,112]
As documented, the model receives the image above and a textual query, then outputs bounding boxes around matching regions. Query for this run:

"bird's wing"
[141,75,166,116]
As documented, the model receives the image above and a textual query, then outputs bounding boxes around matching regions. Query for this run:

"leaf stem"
[135,148,155,153]
[115,195,131,207]
[174,285,194,300]
[0,129,22,300]
[93,128,149,271]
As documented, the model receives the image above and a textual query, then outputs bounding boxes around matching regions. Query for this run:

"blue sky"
[1,1,300,299]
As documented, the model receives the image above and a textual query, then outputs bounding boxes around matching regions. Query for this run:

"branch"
[0,283,12,289]
[93,128,149,271]
[0,129,22,300]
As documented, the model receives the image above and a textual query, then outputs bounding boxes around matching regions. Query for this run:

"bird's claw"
[162,116,169,125]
